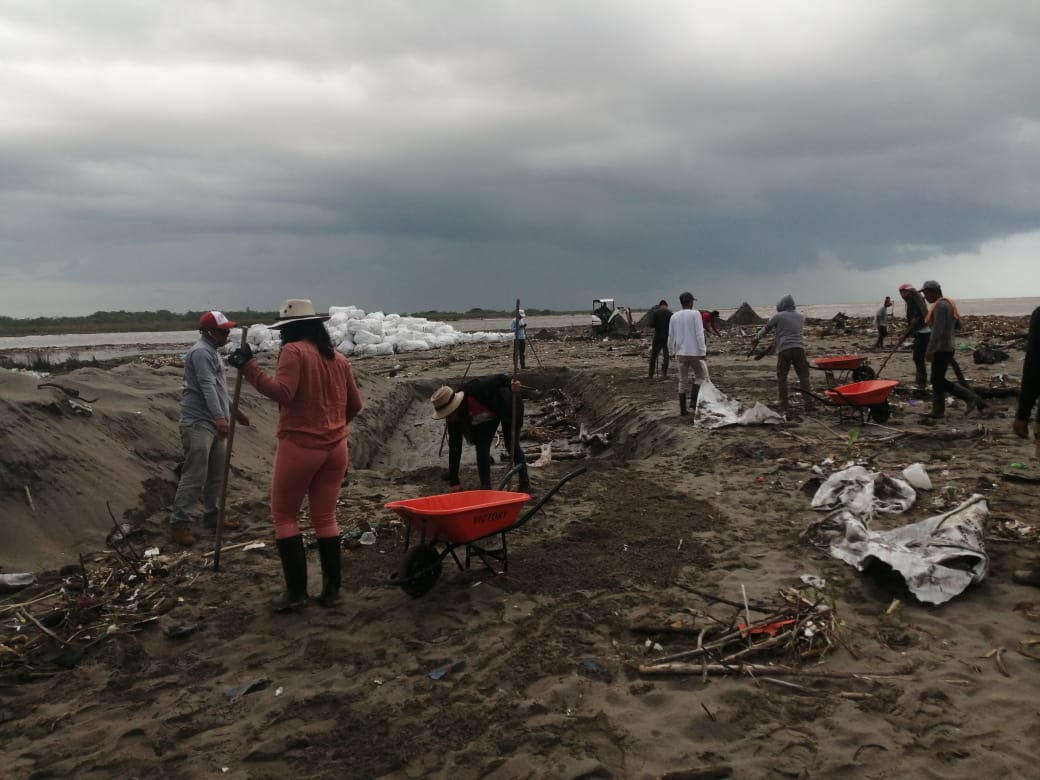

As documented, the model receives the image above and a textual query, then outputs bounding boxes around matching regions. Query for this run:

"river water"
[2,297,1036,365]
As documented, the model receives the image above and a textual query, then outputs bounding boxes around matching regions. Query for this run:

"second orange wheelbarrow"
[811,355,876,387]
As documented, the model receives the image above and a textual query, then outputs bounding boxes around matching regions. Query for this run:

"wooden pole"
[213,328,248,572]
[511,299,521,471]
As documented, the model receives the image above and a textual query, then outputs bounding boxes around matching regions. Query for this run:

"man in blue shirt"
[168,311,249,547]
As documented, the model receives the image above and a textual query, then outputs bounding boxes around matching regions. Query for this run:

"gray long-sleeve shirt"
[925,299,957,353]
[179,337,230,429]
[755,295,806,353]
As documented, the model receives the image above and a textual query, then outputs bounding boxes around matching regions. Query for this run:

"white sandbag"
[353,342,395,357]
[395,339,431,352]
[328,305,365,318]
[352,329,383,345]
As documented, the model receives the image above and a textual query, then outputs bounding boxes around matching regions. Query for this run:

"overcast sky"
[2,1,1039,318]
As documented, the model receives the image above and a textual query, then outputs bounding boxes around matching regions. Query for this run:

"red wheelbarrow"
[811,355,876,387]
[799,379,899,424]
[385,467,586,597]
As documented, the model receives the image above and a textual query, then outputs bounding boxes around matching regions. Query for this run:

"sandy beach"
[2,307,1039,779]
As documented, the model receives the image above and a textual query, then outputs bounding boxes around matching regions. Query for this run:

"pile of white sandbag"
[243,306,511,358]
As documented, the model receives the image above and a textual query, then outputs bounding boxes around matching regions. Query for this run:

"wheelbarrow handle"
[509,466,587,532]
[795,387,831,405]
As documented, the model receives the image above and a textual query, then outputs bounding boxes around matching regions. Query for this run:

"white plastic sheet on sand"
[242,306,511,357]
[811,465,917,516]
[696,380,784,428]
[824,494,989,605]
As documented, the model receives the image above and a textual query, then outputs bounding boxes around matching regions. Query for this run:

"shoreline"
[4,299,1035,366]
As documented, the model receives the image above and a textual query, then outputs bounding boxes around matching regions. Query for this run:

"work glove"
[227,345,254,369]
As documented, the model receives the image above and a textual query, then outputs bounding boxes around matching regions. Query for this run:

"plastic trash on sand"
[0,572,36,592]
[427,660,465,680]
[697,381,784,428]
[901,463,932,490]
[820,494,989,605]
[811,465,917,516]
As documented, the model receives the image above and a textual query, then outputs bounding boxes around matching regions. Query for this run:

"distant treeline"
[0,307,576,336]
[404,307,566,321]
[0,309,278,337]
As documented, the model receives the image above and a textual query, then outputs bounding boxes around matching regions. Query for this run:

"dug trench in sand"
[2,311,1040,778]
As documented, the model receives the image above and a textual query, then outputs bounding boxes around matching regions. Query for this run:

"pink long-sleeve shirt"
[243,342,363,449]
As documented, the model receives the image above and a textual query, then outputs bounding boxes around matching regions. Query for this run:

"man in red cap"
[897,283,930,388]
[168,311,249,546]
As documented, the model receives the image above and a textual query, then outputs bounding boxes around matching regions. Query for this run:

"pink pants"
[271,438,348,540]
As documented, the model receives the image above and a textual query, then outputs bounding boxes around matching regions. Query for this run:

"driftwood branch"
[638,661,915,679]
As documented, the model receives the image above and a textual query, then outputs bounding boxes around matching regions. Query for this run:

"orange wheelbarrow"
[799,379,899,424]
[385,467,586,597]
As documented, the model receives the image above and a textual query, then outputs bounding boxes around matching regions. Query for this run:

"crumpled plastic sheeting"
[697,381,784,428]
[811,465,917,516]
[824,494,988,605]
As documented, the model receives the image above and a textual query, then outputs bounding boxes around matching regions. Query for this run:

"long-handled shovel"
[511,299,521,474]
[874,335,905,379]
[213,327,248,573]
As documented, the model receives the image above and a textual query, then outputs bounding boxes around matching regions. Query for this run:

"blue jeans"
[169,422,226,527]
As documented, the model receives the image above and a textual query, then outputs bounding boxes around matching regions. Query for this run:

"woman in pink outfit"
[230,300,363,611]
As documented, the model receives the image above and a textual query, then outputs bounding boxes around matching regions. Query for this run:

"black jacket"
[1017,305,1040,421]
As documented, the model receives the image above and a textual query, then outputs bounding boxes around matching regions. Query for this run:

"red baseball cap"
[198,310,236,330]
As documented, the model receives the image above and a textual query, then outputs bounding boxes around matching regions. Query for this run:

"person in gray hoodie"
[751,295,813,413]
[921,280,982,420]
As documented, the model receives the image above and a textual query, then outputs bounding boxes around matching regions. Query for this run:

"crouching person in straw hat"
[168,311,250,548]
[430,375,531,494]
[228,299,363,611]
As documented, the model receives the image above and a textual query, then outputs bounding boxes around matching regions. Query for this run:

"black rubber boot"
[688,384,700,414]
[924,394,945,420]
[314,536,341,607]
[948,383,981,415]
[679,393,688,416]
[271,535,309,612]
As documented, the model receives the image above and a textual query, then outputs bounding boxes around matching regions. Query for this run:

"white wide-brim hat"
[430,386,465,419]
[267,299,331,329]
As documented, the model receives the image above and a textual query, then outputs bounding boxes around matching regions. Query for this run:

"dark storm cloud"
[2,1,1039,316]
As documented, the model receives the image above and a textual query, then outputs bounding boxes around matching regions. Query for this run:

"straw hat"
[430,386,465,419]
[267,299,330,329]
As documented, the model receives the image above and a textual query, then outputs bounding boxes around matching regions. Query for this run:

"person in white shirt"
[667,291,708,416]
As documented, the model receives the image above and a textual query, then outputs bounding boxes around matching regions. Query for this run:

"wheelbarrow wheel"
[852,365,876,382]
[396,544,442,597]
[868,402,891,423]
